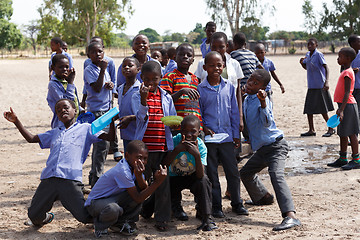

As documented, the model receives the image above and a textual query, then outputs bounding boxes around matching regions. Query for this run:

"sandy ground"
[1,54,360,240]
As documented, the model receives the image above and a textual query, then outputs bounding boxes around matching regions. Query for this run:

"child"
[3,99,115,227]
[117,57,141,151]
[131,61,177,231]
[226,39,234,55]
[254,43,285,102]
[49,37,73,79]
[195,32,244,89]
[160,48,169,68]
[84,42,115,187]
[151,50,164,73]
[116,34,161,87]
[47,54,81,129]
[163,115,216,231]
[300,38,335,137]
[327,47,360,170]
[163,47,177,75]
[200,21,216,58]
[62,41,68,52]
[240,69,301,231]
[85,140,167,238]
[198,51,248,218]
[348,35,360,117]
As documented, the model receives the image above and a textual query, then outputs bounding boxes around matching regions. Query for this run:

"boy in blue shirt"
[3,99,115,227]
[49,37,73,79]
[198,51,248,218]
[200,21,216,58]
[240,69,301,231]
[85,140,167,238]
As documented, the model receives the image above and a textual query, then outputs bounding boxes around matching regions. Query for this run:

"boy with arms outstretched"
[3,99,115,227]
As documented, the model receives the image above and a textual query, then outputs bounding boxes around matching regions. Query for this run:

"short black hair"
[122,56,140,68]
[348,35,360,45]
[51,37,63,45]
[181,115,201,129]
[210,32,228,44]
[204,51,222,64]
[251,69,271,87]
[160,49,168,57]
[176,43,194,54]
[126,140,148,154]
[254,43,265,52]
[52,54,68,67]
[55,98,76,110]
[62,41,68,47]
[141,61,162,76]
[167,47,177,58]
[308,38,318,44]
[90,36,104,45]
[132,34,149,45]
[233,32,246,47]
[205,21,216,29]
[339,47,357,62]
[88,42,102,53]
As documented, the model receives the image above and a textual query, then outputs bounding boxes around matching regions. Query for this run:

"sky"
[11,0,331,36]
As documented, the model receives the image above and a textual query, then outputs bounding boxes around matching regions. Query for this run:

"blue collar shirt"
[200,38,211,58]
[351,50,360,89]
[302,49,327,89]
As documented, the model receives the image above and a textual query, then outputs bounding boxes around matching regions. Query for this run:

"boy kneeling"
[164,115,217,231]
[85,140,167,238]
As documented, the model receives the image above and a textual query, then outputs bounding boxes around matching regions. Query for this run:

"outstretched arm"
[270,71,285,93]
[3,108,40,143]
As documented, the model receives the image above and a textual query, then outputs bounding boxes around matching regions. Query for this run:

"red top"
[334,68,356,104]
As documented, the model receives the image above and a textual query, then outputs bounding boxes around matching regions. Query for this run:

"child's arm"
[126,165,167,204]
[172,88,200,102]
[163,140,187,166]
[257,89,273,128]
[3,108,40,143]
[323,64,329,91]
[299,57,307,69]
[336,76,351,121]
[140,83,149,107]
[270,70,285,93]
[133,159,148,190]
[98,121,116,141]
[184,140,204,178]
[90,59,108,93]
[119,115,136,129]
[236,84,244,131]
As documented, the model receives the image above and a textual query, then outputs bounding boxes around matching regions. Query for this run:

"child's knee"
[98,203,123,223]
[28,208,45,226]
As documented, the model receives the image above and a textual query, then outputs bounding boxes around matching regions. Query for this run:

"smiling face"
[122,58,139,80]
[203,53,224,80]
[53,58,69,79]
[176,45,194,72]
[50,40,61,52]
[132,35,149,57]
[55,100,76,125]
[88,44,104,65]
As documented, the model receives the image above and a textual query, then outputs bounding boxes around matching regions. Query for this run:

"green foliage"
[302,0,317,34]
[0,0,13,20]
[190,23,206,44]
[268,31,309,41]
[108,32,131,48]
[239,17,269,40]
[139,28,161,43]
[288,46,296,54]
[0,0,22,50]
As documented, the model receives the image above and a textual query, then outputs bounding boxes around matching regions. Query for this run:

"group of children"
[3,23,313,238]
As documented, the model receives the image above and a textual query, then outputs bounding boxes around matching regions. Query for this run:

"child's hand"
[280,84,285,93]
[323,82,329,91]
[99,59,108,70]
[181,88,200,101]
[104,81,114,90]
[336,109,344,121]
[183,139,200,158]
[233,138,240,148]
[154,164,167,183]
[257,89,267,101]
[354,68,359,73]
[299,57,305,64]
[241,85,246,96]
[66,68,75,84]
[203,126,214,136]
[134,159,146,175]
[140,83,150,106]
[118,116,132,129]
[3,107,18,123]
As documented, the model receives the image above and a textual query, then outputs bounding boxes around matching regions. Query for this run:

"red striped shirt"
[142,89,166,152]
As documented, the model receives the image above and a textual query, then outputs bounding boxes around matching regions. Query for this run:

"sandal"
[155,221,168,232]
[322,129,336,137]
[300,131,316,137]
[114,151,123,162]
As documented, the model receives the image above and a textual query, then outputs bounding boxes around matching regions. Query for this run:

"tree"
[189,23,206,44]
[239,16,269,40]
[302,0,317,34]
[24,21,40,54]
[0,0,22,50]
[139,28,161,43]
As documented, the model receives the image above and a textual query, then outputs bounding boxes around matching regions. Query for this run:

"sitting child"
[3,99,114,227]
[85,140,167,238]
[163,115,216,231]
[240,69,301,231]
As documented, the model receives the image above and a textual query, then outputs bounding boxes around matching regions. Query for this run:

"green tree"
[190,23,206,44]
[0,0,22,50]
[239,16,269,40]
[23,20,40,54]
[302,0,317,34]
[139,28,161,43]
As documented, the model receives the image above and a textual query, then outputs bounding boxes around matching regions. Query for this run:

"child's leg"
[327,137,348,167]
[89,139,110,187]
[58,179,93,224]
[205,143,222,211]
[321,113,335,135]
[306,114,315,132]
[170,176,188,220]
[28,178,57,225]
[341,134,360,170]
[188,174,212,219]
[349,134,359,155]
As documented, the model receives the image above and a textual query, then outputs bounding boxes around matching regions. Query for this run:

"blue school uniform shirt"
[351,50,360,89]
[131,87,177,151]
[83,55,116,95]
[47,75,81,129]
[49,50,74,74]
[302,49,327,89]
[163,59,177,75]
[38,122,103,182]
[84,63,113,112]
[200,38,211,58]
[243,94,283,151]
[117,79,141,140]
[197,77,240,143]
[169,134,207,177]
[85,159,139,207]
[260,57,276,92]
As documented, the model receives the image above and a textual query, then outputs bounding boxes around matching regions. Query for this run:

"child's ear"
[203,64,207,71]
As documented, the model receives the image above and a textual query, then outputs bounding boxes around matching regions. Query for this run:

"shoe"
[113,222,137,236]
[327,158,348,167]
[341,160,360,170]
[300,131,316,137]
[195,211,202,220]
[232,204,249,215]
[114,151,123,162]
[94,229,108,238]
[197,221,218,231]
[43,212,54,224]
[173,206,189,221]
[155,221,168,232]
[273,216,301,231]
[212,209,225,218]
[322,129,335,137]
[245,193,274,206]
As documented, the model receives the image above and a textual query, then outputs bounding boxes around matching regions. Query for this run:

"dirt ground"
[1,54,360,240]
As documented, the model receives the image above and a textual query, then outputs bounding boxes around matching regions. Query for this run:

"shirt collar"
[58,121,78,131]
[51,75,67,85]
[202,76,226,90]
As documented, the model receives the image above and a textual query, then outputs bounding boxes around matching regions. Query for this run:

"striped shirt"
[231,49,261,86]
[160,69,202,127]
[142,89,166,152]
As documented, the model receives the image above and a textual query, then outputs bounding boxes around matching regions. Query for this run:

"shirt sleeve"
[197,138,207,166]
[38,129,56,149]
[318,52,326,65]
[269,59,276,71]
[233,60,244,79]
[194,60,205,80]
[84,67,98,85]
[114,166,135,189]
[160,73,174,93]
[259,97,274,128]
[229,85,240,139]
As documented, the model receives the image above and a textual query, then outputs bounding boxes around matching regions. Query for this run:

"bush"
[288,47,296,54]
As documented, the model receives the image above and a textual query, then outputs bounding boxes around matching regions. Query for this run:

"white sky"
[11,0,330,36]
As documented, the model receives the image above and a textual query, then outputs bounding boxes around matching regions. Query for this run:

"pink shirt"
[334,68,356,104]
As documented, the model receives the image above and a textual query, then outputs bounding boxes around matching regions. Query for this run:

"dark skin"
[133,35,150,68]
[140,71,162,107]
[49,40,63,78]
[52,58,75,84]
[205,25,216,44]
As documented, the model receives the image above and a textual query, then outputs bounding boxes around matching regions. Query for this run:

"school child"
[49,37,73,79]
[84,42,115,188]
[327,48,360,170]
[231,33,262,87]
[240,69,301,231]
[254,43,285,102]
[195,32,244,89]
[85,140,167,238]
[47,54,81,129]
[300,38,335,137]
[163,115,216,231]
[3,99,115,227]
[151,50,162,63]
[117,57,141,151]
[348,35,360,117]
[163,47,177,75]
[198,51,248,218]
[226,39,234,55]
[160,48,169,68]
[200,21,217,58]
[116,34,161,87]
[131,61,177,231]
[62,41,68,52]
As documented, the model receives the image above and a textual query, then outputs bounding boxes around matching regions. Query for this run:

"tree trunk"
[91,0,97,39]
